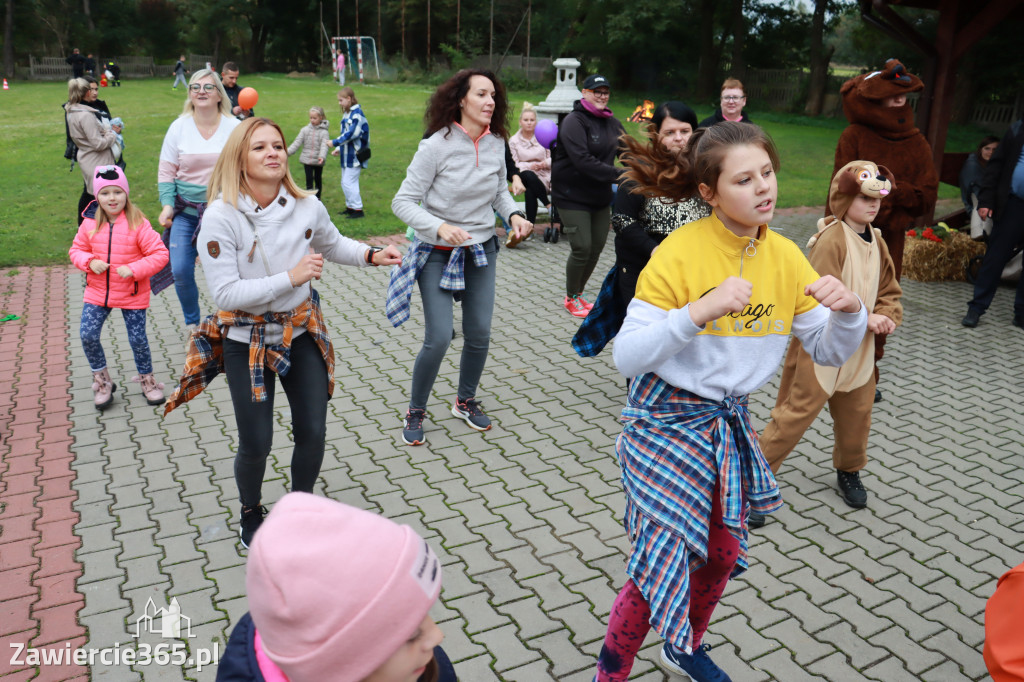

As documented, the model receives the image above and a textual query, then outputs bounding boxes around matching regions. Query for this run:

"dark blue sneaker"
[402,408,427,446]
[451,397,492,431]
[660,642,733,682]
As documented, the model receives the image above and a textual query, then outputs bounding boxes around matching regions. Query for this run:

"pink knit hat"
[92,165,130,197]
[246,493,442,682]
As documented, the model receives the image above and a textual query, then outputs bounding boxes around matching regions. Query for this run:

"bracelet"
[287,270,297,287]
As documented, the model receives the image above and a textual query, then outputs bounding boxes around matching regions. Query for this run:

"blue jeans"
[169,212,201,325]
[409,240,498,410]
[80,303,152,374]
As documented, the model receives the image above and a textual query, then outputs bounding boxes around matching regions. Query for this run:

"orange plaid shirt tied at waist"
[165,291,334,414]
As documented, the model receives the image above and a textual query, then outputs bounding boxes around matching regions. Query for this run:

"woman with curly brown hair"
[390,69,532,445]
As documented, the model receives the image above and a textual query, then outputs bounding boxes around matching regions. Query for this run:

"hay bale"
[903,231,986,282]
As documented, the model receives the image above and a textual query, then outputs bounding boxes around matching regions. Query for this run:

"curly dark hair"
[424,69,509,140]
[623,121,780,201]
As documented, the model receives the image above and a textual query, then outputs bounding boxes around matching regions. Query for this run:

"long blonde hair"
[90,198,146,236]
[180,69,233,118]
[208,117,311,207]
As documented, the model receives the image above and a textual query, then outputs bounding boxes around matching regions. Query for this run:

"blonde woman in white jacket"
[287,106,331,200]
[166,117,401,548]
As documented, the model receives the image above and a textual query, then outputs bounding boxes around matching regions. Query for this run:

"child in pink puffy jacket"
[69,165,170,410]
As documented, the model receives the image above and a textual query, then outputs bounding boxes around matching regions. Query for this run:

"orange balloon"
[238,87,258,110]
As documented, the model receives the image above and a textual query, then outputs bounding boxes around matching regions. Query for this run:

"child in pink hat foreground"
[216,493,456,682]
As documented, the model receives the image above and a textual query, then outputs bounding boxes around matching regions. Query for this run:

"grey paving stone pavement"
[66,213,1023,680]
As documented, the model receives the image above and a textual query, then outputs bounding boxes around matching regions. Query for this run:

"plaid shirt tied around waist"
[385,237,489,327]
[164,290,334,414]
[572,264,626,357]
[617,373,782,565]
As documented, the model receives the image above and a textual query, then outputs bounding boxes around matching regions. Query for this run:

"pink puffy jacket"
[69,213,169,309]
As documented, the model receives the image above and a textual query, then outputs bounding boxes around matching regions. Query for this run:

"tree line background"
[2,0,1020,114]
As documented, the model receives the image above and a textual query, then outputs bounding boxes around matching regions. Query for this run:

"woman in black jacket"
[551,74,625,318]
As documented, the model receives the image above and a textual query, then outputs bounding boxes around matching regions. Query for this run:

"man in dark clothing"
[962,116,1024,329]
[66,49,85,78]
[698,78,753,128]
[221,61,253,120]
[84,54,96,75]
[106,60,121,86]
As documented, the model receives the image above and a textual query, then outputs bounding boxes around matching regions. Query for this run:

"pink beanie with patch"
[245,493,442,682]
[92,164,130,197]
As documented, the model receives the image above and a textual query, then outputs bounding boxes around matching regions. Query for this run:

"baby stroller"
[543,206,562,243]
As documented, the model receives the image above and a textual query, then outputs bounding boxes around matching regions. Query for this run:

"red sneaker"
[564,295,589,318]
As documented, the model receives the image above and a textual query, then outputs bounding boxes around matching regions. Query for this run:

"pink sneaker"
[564,295,589,318]
[578,295,594,311]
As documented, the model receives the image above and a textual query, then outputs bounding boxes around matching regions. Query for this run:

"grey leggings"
[410,240,498,410]
[560,206,611,297]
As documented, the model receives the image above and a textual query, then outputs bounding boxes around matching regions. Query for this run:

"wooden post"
[526,0,531,69]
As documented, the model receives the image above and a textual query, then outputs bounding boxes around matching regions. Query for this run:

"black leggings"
[520,170,550,223]
[223,333,330,507]
[303,164,324,200]
[78,186,94,226]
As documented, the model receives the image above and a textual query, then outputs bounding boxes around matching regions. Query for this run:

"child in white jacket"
[288,106,330,200]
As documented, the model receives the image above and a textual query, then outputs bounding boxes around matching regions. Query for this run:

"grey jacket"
[288,120,331,166]
[392,125,518,246]
[199,188,372,345]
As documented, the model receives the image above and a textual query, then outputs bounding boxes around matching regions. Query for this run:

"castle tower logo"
[133,597,195,639]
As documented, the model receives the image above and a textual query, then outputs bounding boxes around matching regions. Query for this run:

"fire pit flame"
[628,100,655,122]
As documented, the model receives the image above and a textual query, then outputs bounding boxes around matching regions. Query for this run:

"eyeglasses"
[587,90,611,99]
[722,95,745,102]
[189,83,218,93]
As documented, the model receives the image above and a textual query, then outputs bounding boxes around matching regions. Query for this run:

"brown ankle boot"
[132,374,166,406]
[91,369,116,410]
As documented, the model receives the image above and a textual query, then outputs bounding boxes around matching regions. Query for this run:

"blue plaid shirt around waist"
[385,237,489,327]
[617,373,782,561]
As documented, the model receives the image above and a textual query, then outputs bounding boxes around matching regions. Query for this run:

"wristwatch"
[509,210,527,222]
[366,246,383,265]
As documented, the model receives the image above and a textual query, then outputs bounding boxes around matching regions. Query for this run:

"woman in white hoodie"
[165,117,401,549]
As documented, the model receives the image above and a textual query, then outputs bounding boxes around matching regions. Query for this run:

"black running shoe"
[239,504,268,549]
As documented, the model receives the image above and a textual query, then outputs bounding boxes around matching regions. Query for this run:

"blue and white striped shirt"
[331,103,369,168]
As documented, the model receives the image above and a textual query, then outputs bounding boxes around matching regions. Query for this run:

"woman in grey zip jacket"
[390,68,531,445]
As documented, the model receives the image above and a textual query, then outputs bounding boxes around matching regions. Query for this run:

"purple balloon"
[535,119,558,149]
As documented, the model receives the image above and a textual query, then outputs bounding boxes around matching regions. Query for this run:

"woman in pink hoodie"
[69,166,169,410]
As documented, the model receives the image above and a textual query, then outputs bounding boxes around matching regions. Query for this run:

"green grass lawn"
[0,75,985,267]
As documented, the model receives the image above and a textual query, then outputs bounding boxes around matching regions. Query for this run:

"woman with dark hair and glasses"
[64,77,118,224]
[156,69,239,334]
[389,68,531,445]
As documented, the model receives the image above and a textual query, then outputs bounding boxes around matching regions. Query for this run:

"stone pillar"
[536,57,582,123]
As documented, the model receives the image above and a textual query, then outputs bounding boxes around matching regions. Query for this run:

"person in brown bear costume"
[833,59,937,396]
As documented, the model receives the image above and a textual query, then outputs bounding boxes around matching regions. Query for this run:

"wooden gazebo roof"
[857,0,1024,185]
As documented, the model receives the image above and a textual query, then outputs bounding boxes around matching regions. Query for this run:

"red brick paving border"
[0,266,88,679]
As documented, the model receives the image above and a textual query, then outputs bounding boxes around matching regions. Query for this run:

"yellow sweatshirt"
[613,213,868,401]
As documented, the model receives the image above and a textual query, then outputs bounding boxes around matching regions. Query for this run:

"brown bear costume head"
[841,59,924,136]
